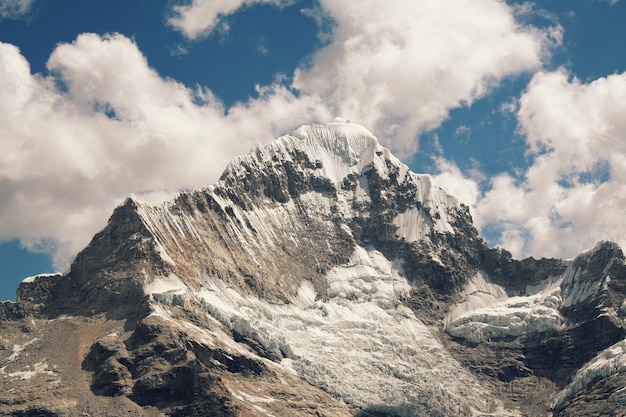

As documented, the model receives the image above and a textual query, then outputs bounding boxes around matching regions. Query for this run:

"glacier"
[445,242,622,344]
[147,245,519,416]
[445,271,565,343]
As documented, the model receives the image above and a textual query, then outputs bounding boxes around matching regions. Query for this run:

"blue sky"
[1,0,625,301]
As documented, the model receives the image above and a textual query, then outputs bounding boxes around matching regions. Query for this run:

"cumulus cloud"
[168,0,293,40]
[432,158,481,209]
[169,0,559,157]
[292,0,559,158]
[472,69,626,258]
[1,0,565,269]
[0,34,328,270]
[0,0,34,20]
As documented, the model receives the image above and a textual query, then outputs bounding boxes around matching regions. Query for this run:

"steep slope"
[1,121,626,416]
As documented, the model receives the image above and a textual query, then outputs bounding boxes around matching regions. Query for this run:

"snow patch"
[326,245,410,310]
[232,390,275,404]
[288,122,380,184]
[144,274,186,295]
[445,272,508,326]
[393,207,432,242]
[4,361,54,380]
[560,264,604,307]
[154,240,176,266]
[392,175,460,242]
[21,273,61,284]
[148,302,252,356]
[144,274,188,306]
[3,338,38,363]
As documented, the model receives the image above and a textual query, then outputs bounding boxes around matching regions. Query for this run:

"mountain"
[2,121,626,416]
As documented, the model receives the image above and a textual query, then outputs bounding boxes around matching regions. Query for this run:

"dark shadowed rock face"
[1,122,626,416]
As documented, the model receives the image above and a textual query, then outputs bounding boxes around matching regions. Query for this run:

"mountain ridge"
[1,121,626,416]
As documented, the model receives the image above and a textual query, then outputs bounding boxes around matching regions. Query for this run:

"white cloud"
[0,34,328,270]
[0,0,34,20]
[256,35,269,55]
[292,0,559,158]
[432,158,481,208]
[169,0,559,157]
[168,0,293,40]
[1,0,565,269]
[473,69,626,258]
[300,4,334,44]
[454,125,472,144]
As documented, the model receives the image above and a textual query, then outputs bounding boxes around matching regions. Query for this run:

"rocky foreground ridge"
[2,121,626,416]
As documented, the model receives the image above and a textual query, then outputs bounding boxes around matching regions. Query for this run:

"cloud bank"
[472,70,626,258]
[4,0,613,271]
[293,0,558,158]
[169,0,558,157]
[0,34,328,268]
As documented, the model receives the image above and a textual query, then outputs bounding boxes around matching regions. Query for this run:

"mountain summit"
[2,121,626,416]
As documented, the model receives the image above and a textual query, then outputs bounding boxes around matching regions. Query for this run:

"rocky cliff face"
[1,121,626,416]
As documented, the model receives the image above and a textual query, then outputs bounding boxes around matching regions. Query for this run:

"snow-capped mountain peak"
[221,119,399,186]
[3,122,626,416]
